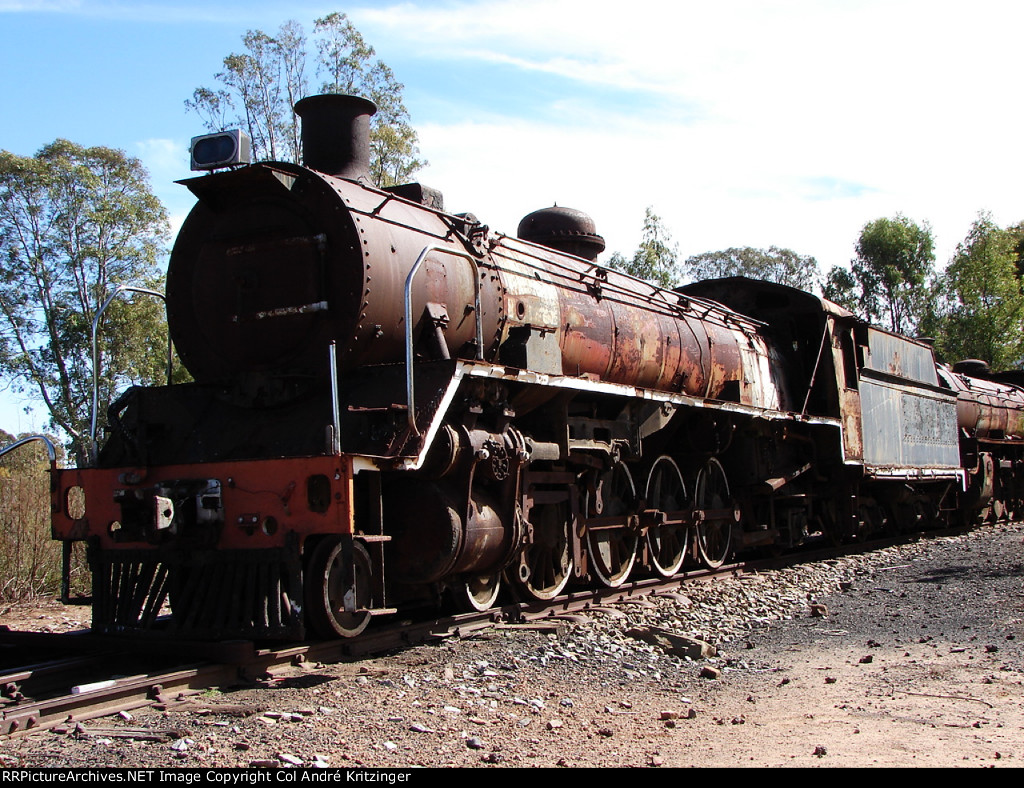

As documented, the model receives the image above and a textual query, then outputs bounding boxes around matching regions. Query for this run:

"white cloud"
[356,0,1024,270]
[414,115,859,269]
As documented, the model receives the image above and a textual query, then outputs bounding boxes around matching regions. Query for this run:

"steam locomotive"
[49,94,1024,640]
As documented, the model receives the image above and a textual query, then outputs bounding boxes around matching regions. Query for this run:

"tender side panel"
[864,329,940,385]
[856,328,960,475]
[859,373,961,471]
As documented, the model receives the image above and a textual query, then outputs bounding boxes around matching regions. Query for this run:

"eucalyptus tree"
[607,207,680,289]
[187,13,424,187]
[932,213,1024,370]
[0,140,170,464]
[682,246,820,291]
[824,215,935,335]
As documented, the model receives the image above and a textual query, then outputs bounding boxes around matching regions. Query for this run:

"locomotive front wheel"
[586,461,639,587]
[455,572,502,613]
[695,458,733,570]
[304,537,373,639]
[644,456,689,577]
[512,501,573,601]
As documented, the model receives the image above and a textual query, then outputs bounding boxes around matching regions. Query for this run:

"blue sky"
[2,0,1023,434]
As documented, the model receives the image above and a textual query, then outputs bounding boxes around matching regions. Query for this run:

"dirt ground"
[1,522,1022,769]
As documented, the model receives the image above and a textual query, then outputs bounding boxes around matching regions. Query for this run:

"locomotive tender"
[49,94,1024,640]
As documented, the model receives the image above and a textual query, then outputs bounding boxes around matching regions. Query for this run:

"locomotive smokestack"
[294,94,377,182]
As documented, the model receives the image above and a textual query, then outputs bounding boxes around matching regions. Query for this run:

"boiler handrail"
[405,245,483,435]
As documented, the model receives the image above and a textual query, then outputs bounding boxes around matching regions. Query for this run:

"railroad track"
[0,526,966,740]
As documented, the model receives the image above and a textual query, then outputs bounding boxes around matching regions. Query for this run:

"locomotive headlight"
[189,129,252,171]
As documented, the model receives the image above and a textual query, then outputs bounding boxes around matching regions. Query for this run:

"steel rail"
[0,522,974,740]
[0,564,744,737]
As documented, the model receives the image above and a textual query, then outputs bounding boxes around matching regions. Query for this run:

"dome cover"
[517,205,606,261]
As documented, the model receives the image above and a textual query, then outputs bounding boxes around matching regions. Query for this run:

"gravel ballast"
[1,522,1021,768]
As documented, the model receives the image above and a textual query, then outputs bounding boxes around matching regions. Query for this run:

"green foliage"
[822,265,858,313]
[682,246,820,291]
[1007,221,1024,280]
[824,215,935,334]
[608,207,680,289]
[0,140,170,464]
[929,213,1024,369]
[187,13,424,188]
